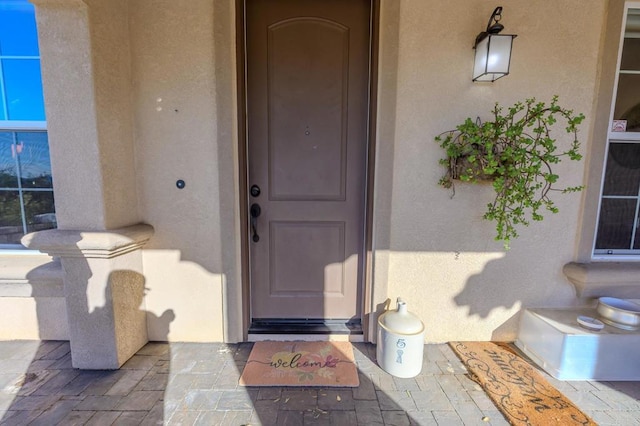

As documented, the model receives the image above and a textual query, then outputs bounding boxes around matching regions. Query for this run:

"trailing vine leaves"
[435,96,585,249]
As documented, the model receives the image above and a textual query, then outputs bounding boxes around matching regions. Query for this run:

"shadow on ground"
[6,341,639,424]
[0,341,513,425]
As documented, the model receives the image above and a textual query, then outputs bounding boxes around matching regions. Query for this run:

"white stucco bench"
[516,262,640,380]
[516,307,640,380]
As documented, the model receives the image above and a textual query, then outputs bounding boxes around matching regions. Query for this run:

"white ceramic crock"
[377,298,425,378]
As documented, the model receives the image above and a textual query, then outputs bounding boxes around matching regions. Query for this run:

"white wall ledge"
[0,254,64,297]
[563,262,640,298]
[21,224,154,259]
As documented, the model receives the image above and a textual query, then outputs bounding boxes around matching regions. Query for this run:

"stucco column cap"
[21,223,154,259]
[563,261,640,299]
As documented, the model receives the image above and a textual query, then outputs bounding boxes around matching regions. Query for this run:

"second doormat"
[239,341,359,387]
[449,341,596,426]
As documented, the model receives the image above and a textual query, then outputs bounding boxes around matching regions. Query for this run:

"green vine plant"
[435,96,585,249]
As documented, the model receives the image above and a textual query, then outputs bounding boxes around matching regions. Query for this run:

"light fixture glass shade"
[473,34,516,82]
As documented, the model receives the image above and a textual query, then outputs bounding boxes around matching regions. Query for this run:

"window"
[0,0,55,246]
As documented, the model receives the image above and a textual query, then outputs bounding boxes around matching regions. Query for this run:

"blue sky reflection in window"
[0,0,45,121]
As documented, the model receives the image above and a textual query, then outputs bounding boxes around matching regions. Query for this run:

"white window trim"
[0,245,41,253]
[0,120,46,131]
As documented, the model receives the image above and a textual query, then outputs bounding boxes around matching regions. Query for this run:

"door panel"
[270,221,345,295]
[247,0,370,320]
[268,18,348,201]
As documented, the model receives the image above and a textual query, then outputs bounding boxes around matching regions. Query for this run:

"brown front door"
[246,0,371,323]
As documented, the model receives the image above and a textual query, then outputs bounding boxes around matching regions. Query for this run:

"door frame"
[235,0,380,341]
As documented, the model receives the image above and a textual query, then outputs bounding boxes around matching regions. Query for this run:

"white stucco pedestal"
[22,224,154,369]
[516,307,640,380]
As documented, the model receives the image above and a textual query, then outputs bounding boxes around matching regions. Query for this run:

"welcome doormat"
[239,341,359,387]
[449,342,596,426]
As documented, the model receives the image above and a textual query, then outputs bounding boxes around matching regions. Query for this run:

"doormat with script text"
[449,342,596,426]
[239,341,359,387]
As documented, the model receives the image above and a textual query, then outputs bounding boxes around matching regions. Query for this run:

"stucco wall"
[373,0,608,342]
[35,0,140,230]
[129,0,239,342]
[20,0,618,344]
[31,0,239,343]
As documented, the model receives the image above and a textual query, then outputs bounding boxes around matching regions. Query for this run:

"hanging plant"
[436,96,585,249]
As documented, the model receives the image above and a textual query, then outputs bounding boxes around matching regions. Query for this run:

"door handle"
[250,203,261,242]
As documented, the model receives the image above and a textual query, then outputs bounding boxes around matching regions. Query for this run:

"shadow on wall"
[454,252,575,318]
[1,238,177,422]
[141,249,224,342]
[453,254,527,319]
[21,258,68,341]
[454,260,640,406]
[452,249,580,341]
[1,251,177,423]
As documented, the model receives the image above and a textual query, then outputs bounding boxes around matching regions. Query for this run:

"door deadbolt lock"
[250,185,261,197]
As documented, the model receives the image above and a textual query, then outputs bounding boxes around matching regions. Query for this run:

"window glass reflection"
[0,131,55,243]
[620,38,640,70]
[595,198,637,249]
[15,132,52,189]
[0,131,51,189]
[613,10,640,132]
[614,74,640,131]
[24,190,56,234]
[0,132,18,188]
[1,58,45,120]
[0,190,23,244]
[602,143,640,196]
[0,1,38,56]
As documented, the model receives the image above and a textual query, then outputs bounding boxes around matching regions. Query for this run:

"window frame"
[0,1,53,250]
[593,2,640,260]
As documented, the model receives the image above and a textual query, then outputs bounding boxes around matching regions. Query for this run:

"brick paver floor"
[0,341,638,425]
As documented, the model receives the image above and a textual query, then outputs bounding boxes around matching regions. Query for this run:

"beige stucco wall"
[129,0,239,342]
[14,0,622,344]
[372,0,609,342]
[22,0,236,343]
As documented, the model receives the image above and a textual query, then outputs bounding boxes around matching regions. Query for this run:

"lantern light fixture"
[472,6,516,82]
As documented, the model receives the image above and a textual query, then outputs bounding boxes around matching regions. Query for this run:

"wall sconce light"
[472,6,516,82]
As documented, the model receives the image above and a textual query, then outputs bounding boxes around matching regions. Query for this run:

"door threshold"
[248,319,363,342]
[248,333,364,343]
